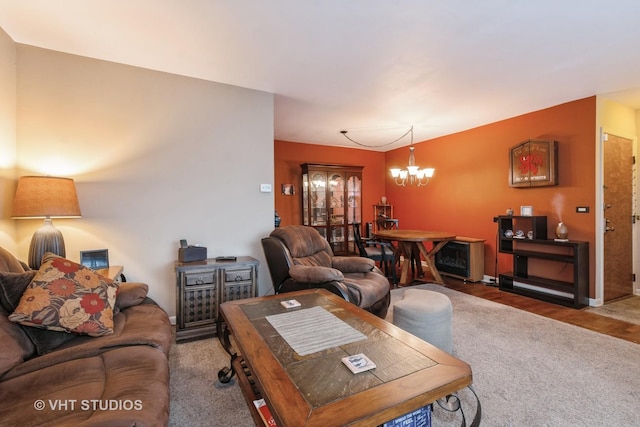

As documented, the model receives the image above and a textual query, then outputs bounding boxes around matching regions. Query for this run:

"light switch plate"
[260,184,272,193]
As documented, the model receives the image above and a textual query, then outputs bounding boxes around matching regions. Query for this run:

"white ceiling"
[1,0,640,151]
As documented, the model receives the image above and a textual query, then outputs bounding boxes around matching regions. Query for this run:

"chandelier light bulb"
[406,166,419,176]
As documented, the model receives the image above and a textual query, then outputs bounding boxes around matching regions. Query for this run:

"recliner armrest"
[331,256,375,273]
[289,265,344,283]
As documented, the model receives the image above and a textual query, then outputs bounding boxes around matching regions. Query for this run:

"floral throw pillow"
[9,253,119,337]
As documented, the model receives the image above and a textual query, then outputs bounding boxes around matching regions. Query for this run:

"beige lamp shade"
[12,176,82,218]
[12,176,82,268]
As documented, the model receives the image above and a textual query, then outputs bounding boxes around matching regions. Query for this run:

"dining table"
[372,229,456,286]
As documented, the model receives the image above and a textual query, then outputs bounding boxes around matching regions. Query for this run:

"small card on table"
[342,353,376,374]
[280,299,301,309]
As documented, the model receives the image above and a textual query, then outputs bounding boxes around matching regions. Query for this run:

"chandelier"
[389,127,435,187]
[339,125,434,186]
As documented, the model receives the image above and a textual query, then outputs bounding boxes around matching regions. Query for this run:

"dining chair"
[353,223,397,286]
[376,215,399,231]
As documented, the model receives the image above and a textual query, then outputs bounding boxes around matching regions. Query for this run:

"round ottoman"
[392,288,453,353]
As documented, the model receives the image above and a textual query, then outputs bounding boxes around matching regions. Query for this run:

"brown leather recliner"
[261,225,391,318]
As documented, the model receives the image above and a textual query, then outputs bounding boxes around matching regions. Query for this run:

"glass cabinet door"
[309,172,327,226]
[301,164,363,256]
[302,172,309,225]
[328,173,345,253]
[329,225,344,254]
[328,173,345,226]
[347,175,361,253]
[347,175,361,224]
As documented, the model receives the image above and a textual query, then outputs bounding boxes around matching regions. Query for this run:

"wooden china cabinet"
[301,163,363,255]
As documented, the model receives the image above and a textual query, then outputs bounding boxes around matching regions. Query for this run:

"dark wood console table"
[218,289,473,426]
[499,239,589,308]
[496,215,589,308]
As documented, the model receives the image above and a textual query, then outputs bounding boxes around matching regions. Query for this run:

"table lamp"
[11,176,82,269]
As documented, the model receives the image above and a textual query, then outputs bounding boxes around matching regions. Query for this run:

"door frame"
[596,127,639,305]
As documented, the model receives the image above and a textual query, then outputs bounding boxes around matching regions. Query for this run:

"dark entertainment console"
[496,215,589,308]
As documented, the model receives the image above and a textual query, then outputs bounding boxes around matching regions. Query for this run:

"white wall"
[0,28,17,252]
[14,45,275,315]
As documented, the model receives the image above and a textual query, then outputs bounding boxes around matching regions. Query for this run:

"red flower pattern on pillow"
[51,257,81,274]
[80,293,106,314]
[48,278,77,297]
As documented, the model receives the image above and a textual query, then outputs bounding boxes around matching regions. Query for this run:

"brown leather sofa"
[262,225,391,318]
[0,247,172,426]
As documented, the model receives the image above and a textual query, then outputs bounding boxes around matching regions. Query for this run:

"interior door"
[603,133,634,301]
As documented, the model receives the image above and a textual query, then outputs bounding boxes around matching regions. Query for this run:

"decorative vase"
[555,222,568,239]
[381,196,387,205]
[274,210,281,228]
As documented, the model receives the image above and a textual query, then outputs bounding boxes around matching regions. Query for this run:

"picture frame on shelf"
[520,206,533,216]
[80,249,109,269]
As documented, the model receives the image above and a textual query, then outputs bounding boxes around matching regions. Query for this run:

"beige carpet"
[586,295,640,325]
[169,285,640,426]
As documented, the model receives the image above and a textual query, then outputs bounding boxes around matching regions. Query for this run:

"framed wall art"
[509,140,558,188]
[281,184,295,195]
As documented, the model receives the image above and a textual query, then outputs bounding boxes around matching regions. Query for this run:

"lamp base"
[28,218,66,269]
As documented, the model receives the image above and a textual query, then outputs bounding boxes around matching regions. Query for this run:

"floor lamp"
[12,176,82,269]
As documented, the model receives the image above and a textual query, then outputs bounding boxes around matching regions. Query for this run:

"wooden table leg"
[410,242,424,278]
[397,241,414,286]
[416,240,450,284]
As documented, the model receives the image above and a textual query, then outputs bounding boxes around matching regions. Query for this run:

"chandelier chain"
[340,126,413,148]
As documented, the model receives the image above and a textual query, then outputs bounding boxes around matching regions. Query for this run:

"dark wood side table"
[175,256,258,342]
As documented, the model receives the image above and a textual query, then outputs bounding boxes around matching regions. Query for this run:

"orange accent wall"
[274,141,386,227]
[385,96,596,294]
[274,96,597,296]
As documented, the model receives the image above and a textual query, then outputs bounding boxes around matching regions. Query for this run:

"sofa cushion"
[332,256,375,273]
[2,300,172,381]
[0,270,37,312]
[0,247,27,273]
[115,282,148,311]
[0,310,34,377]
[9,253,119,337]
[0,345,170,427]
[0,270,78,356]
[289,265,344,283]
[271,225,334,259]
[293,250,333,268]
[0,271,37,371]
[342,271,390,308]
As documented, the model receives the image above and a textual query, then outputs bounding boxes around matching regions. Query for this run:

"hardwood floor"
[438,277,640,345]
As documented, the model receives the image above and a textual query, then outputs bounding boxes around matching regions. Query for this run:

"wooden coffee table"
[219,288,473,427]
